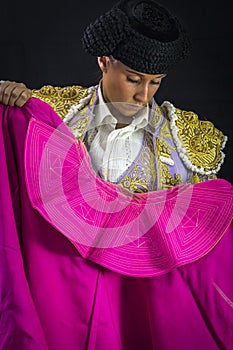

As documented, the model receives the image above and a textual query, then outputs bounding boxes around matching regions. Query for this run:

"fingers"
[0,81,18,106]
[0,80,32,107]
[14,85,32,107]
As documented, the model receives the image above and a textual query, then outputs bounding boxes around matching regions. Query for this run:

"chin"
[108,102,145,120]
[118,105,144,116]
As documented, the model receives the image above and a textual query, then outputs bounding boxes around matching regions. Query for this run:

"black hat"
[82,0,191,74]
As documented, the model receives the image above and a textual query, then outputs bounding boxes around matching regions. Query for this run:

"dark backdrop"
[1,0,232,182]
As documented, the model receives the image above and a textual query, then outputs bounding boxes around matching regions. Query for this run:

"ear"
[97,56,111,73]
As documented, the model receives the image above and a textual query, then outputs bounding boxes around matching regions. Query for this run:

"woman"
[0,0,232,349]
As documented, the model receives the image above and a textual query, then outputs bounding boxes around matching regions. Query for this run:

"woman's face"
[98,56,166,118]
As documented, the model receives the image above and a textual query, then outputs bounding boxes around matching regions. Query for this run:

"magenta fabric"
[0,98,233,350]
[24,117,232,277]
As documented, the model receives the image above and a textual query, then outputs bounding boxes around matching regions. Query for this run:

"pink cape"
[0,98,232,349]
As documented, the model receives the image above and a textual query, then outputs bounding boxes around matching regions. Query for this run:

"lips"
[126,103,144,111]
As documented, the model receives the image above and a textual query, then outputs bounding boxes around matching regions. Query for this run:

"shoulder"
[31,84,92,119]
[161,101,227,176]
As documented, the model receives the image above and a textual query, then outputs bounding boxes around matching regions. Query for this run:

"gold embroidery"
[161,164,182,189]
[66,91,97,140]
[118,133,156,193]
[149,102,163,127]
[159,113,176,141]
[69,117,90,140]
[174,108,226,172]
[32,85,90,119]
[156,137,173,157]
[191,172,201,184]
[156,137,182,189]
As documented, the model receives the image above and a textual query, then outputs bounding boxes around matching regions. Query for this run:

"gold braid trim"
[32,85,90,120]
[163,101,227,175]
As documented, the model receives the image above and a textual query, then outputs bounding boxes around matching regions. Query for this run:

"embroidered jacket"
[32,85,227,192]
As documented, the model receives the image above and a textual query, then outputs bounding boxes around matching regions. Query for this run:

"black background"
[1,0,232,182]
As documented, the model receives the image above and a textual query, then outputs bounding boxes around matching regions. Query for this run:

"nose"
[134,84,149,104]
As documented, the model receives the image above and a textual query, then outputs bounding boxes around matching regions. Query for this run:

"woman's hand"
[0,80,32,107]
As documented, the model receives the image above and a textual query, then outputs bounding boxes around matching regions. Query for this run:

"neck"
[115,123,129,129]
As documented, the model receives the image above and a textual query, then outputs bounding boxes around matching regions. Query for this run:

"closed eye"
[127,77,140,84]
[127,77,161,85]
[151,81,161,85]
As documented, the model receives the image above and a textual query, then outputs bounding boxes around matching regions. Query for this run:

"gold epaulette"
[32,85,90,120]
[162,101,227,175]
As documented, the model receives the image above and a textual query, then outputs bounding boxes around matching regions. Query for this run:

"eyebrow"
[125,69,166,79]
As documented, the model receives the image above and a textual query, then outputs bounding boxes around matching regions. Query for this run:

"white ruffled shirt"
[87,85,149,182]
